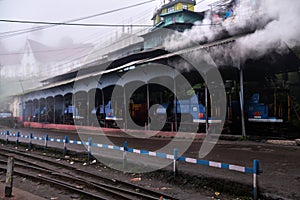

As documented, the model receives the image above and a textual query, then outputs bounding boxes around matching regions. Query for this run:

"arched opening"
[46,96,54,123]
[124,81,147,128]
[25,100,33,122]
[39,98,46,123]
[63,93,74,124]
[103,85,124,128]
[74,91,88,126]
[54,95,64,124]
[88,88,105,127]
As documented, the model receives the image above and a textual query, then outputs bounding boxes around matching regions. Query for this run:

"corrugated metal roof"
[22,35,240,95]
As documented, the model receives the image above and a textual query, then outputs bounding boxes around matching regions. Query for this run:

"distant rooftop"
[0,49,22,65]
[26,39,93,63]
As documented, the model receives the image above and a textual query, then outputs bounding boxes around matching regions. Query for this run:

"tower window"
[167,6,175,13]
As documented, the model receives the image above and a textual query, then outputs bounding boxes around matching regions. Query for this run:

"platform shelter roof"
[22,34,300,100]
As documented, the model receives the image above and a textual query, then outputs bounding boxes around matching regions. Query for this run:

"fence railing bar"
[1,130,261,199]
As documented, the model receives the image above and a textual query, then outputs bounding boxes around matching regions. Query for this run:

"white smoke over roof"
[235,0,300,60]
[164,0,300,67]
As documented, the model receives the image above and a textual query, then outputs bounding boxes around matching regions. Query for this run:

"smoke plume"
[164,0,300,67]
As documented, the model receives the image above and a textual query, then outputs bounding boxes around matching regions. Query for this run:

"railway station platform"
[23,121,209,140]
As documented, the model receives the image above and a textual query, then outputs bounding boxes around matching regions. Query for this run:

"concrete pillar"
[240,67,246,137]
[53,97,56,124]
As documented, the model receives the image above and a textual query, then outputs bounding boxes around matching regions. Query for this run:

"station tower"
[151,0,203,31]
[143,0,204,49]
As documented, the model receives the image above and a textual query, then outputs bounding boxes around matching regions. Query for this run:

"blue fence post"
[16,132,20,146]
[44,134,49,150]
[63,136,69,156]
[6,130,9,144]
[253,159,260,200]
[88,138,92,161]
[173,148,178,178]
[28,133,33,150]
[123,141,128,173]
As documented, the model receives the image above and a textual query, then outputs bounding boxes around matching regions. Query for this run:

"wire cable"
[0,19,154,27]
[0,0,156,39]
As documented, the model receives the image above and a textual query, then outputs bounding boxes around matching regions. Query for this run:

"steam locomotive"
[90,88,290,133]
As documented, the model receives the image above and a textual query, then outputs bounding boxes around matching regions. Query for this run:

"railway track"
[0,146,177,200]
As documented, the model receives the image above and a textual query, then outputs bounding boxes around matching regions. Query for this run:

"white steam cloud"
[235,0,300,62]
[164,0,300,67]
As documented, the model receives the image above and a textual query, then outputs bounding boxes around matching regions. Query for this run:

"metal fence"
[0,130,261,199]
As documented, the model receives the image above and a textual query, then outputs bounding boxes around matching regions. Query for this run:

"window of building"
[167,6,175,13]
[182,4,188,10]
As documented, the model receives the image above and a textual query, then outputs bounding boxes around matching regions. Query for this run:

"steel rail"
[0,164,109,200]
[0,146,177,200]
[0,159,161,200]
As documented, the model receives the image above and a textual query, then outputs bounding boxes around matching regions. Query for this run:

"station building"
[7,0,300,136]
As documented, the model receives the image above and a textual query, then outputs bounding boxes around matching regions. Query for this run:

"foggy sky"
[0,0,218,51]
[0,0,159,51]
